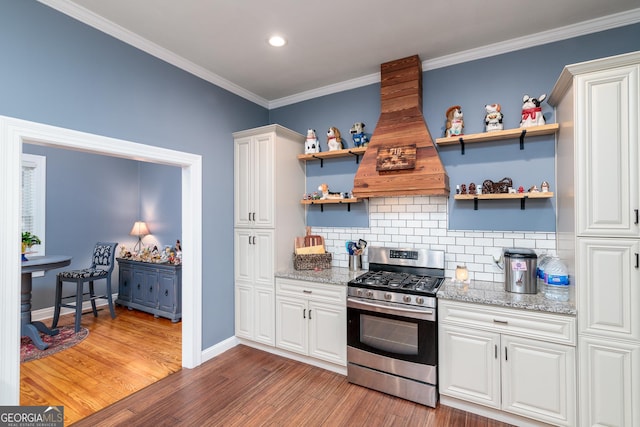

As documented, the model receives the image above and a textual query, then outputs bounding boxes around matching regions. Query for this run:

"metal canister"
[503,248,538,294]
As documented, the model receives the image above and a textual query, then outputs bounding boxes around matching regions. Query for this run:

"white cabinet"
[233,125,306,346]
[550,51,640,427]
[275,278,346,366]
[439,300,576,426]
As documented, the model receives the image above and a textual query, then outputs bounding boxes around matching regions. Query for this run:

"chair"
[52,242,118,333]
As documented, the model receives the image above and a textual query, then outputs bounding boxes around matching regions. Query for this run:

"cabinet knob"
[165,290,169,296]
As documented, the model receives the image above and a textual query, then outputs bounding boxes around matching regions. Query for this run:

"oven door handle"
[347,297,435,321]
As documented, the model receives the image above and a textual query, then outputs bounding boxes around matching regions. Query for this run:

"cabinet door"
[234,136,253,228]
[143,270,159,307]
[439,324,501,409]
[502,335,576,427]
[157,271,176,313]
[253,229,274,287]
[308,300,346,365]
[580,336,640,427]
[118,265,132,302]
[275,295,307,355]
[578,238,640,341]
[254,286,275,346]
[576,65,640,237]
[252,133,275,228]
[234,228,253,283]
[235,283,253,339]
[131,269,147,305]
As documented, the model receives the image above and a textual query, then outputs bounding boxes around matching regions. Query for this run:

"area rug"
[21,326,89,363]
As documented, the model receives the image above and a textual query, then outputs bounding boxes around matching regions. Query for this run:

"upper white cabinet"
[550,51,640,427]
[234,125,305,229]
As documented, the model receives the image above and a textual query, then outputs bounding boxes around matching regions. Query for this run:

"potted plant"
[21,231,41,261]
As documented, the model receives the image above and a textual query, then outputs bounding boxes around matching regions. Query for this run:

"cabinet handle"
[635,209,639,225]
[248,236,252,245]
[493,319,508,325]
[150,286,153,293]
[309,310,312,320]
[252,212,256,222]
[165,290,169,296]
[505,347,508,361]
[635,253,639,269]
[494,345,498,359]
[303,290,312,294]
[303,308,306,319]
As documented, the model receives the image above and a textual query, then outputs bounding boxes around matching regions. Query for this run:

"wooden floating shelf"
[298,147,367,165]
[300,198,361,212]
[436,123,559,146]
[455,192,554,210]
[454,192,554,200]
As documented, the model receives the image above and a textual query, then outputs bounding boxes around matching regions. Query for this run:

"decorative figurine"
[520,94,547,128]
[468,182,476,195]
[326,127,343,151]
[349,122,369,147]
[445,105,464,137]
[529,185,540,192]
[484,103,504,132]
[460,184,467,195]
[541,181,550,193]
[318,183,343,199]
[304,128,321,154]
[455,185,461,195]
[518,186,525,193]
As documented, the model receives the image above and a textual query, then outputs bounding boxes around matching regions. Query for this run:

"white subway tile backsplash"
[313,196,555,281]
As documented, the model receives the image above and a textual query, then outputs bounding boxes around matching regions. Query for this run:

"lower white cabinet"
[439,300,576,426]
[235,283,274,346]
[275,278,346,366]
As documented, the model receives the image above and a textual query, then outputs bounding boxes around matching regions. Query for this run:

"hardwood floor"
[74,344,513,427]
[20,306,182,425]
[22,308,513,426]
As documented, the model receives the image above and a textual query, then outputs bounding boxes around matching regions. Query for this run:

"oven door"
[347,297,437,366]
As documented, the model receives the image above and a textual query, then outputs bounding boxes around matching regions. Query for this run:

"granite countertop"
[275,267,361,286]
[437,279,576,316]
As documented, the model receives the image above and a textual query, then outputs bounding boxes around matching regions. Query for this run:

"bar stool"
[52,242,118,333]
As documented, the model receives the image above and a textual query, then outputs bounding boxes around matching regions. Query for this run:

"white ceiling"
[41,0,640,108]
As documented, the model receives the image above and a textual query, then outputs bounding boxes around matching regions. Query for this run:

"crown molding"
[38,0,270,108]
[38,1,640,110]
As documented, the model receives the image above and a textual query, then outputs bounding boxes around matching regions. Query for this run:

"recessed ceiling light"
[268,35,286,47]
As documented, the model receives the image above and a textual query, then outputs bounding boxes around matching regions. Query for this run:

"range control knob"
[366,290,374,298]
[356,289,363,297]
[403,295,412,303]
[384,293,392,300]
[416,297,425,305]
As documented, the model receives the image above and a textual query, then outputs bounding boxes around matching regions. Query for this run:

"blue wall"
[271,24,640,231]
[1,0,269,349]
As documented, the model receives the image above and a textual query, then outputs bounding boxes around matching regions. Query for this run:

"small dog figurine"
[445,105,464,137]
[304,128,320,154]
[484,103,504,132]
[349,122,369,147]
[327,127,343,151]
[520,94,546,128]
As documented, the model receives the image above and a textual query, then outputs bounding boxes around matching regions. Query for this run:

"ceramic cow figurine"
[520,94,546,127]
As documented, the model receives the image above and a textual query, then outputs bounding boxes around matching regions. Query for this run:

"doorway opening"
[0,115,203,404]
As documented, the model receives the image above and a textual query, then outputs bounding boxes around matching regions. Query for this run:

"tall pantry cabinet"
[233,125,305,346]
[550,51,640,427]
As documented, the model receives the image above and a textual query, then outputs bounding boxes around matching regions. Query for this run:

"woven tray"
[293,252,332,270]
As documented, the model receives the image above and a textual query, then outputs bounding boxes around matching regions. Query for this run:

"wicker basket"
[293,252,332,270]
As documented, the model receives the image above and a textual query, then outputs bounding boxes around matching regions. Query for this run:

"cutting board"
[304,226,324,248]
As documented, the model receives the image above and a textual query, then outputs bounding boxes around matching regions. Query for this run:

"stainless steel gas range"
[347,246,445,407]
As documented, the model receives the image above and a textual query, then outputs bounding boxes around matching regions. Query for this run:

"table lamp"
[130,221,150,253]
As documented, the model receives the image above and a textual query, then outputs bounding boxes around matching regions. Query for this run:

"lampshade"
[130,221,150,237]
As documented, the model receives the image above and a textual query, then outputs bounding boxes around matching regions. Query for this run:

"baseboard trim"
[439,395,552,426]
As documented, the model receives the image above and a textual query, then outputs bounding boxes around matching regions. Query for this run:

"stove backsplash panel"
[310,196,556,283]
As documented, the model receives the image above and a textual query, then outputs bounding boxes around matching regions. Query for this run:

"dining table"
[21,255,72,350]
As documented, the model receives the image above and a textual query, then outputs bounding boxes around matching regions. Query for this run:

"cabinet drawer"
[439,300,576,346]
[276,278,345,304]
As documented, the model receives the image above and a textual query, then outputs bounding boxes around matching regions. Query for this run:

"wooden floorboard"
[20,306,182,425]
[73,344,515,427]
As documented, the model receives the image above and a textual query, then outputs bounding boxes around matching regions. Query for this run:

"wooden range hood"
[353,55,449,198]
